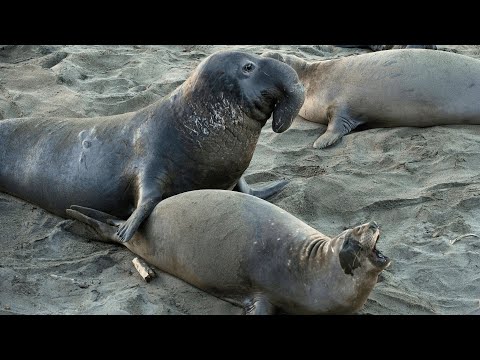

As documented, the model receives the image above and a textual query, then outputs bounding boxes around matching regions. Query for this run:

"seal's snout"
[260,57,305,134]
[349,221,390,271]
[353,221,378,235]
[271,81,305,133]
[368,221,379,230]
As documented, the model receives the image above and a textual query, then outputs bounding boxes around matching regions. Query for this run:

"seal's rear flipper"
[234,176,288,200]
[66,206,124,244]
[69,205,124,226]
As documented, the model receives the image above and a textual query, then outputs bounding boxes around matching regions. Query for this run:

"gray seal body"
[0,51,305,242]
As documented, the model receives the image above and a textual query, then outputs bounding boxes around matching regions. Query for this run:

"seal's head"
[292,221,390,314]
[339,221,391,276]
[255,219,391,315]
[182,50,305,133]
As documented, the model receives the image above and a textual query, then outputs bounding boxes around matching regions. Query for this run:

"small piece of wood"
[132,257,156,283]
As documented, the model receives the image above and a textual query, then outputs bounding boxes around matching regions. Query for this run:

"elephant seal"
[337,45,437,51]
[67,190,391,315]
[263,49,480,149]
[0,51,305,242]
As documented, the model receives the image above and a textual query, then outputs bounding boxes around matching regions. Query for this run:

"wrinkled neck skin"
[176,83,262,181]
[270,232,381,315]
[176,82,263,154]
[131,83,263,192]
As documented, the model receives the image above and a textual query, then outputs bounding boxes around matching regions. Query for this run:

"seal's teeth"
[372,231,380,251]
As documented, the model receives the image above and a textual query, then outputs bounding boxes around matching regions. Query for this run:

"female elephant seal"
[263,49,480,149]
[337,45,437,51]
[0,51,304,243]
[67,190,391,315]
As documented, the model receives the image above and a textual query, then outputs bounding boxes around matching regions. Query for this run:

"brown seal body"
[68,190,390,315]
[263,49,480,149]
[0,51,305,242]
[337,45,437,51]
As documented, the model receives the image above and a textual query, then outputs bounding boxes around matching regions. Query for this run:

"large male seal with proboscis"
[67,189,391,315]
[263,49,480,149]
[0,51,305,242]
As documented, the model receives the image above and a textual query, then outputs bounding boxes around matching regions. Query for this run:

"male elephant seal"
[263,49,480,149]
[67,189,391,315]
[0,51,305,242]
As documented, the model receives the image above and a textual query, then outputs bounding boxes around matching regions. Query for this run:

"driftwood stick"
[132,257,156,282]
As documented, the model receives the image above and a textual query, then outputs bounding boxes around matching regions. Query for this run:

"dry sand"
[1,45,479,315]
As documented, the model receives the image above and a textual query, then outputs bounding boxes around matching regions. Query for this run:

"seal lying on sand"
[263,49,480,149]
[0,51,305,242]
[67,190,391,315]
[337,45,437,51]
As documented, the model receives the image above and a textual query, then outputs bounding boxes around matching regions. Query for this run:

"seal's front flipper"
[244,296,276,315]
[234,176,288,200]
[66,207,122,244]
[313,110,362,149]
[116,186,163,243]
[115,173,166,243]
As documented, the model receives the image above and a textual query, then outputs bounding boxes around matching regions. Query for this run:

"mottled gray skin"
[67,190,390,315]
[0,51,305,243]
[263,49,480,149]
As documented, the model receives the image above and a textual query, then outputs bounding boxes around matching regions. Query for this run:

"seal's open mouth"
[369,230,391,269]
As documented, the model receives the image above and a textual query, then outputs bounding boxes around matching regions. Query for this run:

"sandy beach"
[1,45,479,315]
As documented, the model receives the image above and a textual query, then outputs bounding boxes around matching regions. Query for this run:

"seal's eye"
[242,62,255,73]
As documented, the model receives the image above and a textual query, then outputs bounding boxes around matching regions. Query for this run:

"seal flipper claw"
[234,176,288,200]
[244,296,276,315]
[116,220,136,243]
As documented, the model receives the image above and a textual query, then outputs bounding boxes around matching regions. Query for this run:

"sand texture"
[1,45,479,315]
